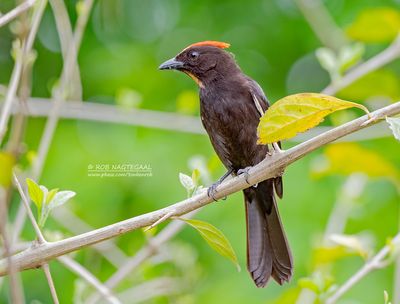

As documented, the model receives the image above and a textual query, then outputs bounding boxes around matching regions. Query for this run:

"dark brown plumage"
[159,41,293,287]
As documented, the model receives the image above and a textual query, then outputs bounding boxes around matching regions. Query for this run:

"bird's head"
[159,41,239,87]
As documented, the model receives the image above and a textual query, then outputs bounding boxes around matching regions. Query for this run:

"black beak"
[158,57,184,70]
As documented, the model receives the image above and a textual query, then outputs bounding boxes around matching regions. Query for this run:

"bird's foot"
[207,182,220,202]
[237,166,252,185]
[207,169,234,202]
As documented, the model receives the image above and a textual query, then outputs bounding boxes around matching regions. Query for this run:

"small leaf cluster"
[26,178,76,227]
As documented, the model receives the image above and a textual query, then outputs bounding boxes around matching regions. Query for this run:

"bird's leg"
[207,168,234,201]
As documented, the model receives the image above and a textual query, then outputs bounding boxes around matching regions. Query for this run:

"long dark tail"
[244,180,293,287]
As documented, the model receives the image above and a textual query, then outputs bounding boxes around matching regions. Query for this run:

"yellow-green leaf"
[179,218,240,271]
[312,245,355,267]
[257,93,369,144]
[45,188,59,205]
[26,178,43,211]
[312,143,400,182]
[0,152,15,187]
[346,8,400,43]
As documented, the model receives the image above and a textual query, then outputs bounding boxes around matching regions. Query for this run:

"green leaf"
[346,8,400,43]
[386,116,400,141]
[179,173,194,191]
[316,48,338,81]
[45,188,59,205]
[313,245,355,266]
[48,190,76,209]
[39,189,75,227]
[338,43,364,74]
[329,234,369,259]
[191,169,200,187]
[0,152,15,187]
[26,178,44,212]
[257,93,369,144]
[179,218,240,271]
[298,278,320,293]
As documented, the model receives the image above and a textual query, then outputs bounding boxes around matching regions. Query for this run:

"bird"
[159,41,293,287]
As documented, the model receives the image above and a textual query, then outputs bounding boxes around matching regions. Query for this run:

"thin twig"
[322,34,400,95]
[4,97,393,141]
[296,174,368,304]
[0,0,47,146]
[326,233,400,304]
[12,173,45,244]
[294,0,347,50]
[86,211,198,304]
[117,277,181,303]
[52,208,128,268]
[57,256,121,304]
[12,0,93,249]
[0,44,24,145]
[1,101,399,275]
[0,0,36,28]
[0,189,24,304]
[48,0,82,100]
[13,174,61,304]
[42,263,59,304]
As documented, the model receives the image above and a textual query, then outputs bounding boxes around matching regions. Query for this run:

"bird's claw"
[238,166,252,185]
[207,183,219,202]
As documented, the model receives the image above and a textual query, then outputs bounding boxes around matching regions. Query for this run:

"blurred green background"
[1,0,400,303]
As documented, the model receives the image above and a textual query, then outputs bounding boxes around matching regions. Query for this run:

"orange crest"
[183,41,231,51]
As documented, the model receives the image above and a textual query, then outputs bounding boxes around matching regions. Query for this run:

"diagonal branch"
[325,233,400,304]
[322,34,400,95]
[0,101,399,276]
[0,0,36,28]
[57,256,121,304]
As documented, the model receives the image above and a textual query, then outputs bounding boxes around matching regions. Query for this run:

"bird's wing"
[246,77,283,199]
[246,77,270,115]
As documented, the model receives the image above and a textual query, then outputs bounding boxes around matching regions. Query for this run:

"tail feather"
[244,180,293,288]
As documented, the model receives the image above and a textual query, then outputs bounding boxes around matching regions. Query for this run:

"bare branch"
[0,101,399,275]
[0,189,24,304]
[13,174,61,304]
[0,0,47,145]
[57,256,121,304]
[52,208,128,268]
[117,277,181,303]
[0,0,36,28]
[294,0,347,50]
[322,34,400,95]
[42,264,59,304]
[17,97,204,134]
[12,173,45,244]
[86,211,198,304]
[12,0,94,252]
[48,0,82,100]
[326,233,400,304]
[4,97,392,141]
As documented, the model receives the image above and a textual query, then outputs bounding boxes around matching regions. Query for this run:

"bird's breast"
[199,93,264,170]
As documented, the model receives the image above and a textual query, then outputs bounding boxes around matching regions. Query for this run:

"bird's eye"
[190,51,199,59]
